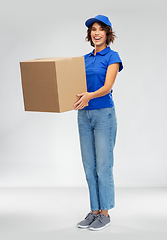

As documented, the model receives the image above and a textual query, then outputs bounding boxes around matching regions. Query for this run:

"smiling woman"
[86,21,116,48]
[74,14,123,231]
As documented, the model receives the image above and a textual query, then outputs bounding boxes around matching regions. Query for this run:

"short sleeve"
[108,51,123,72]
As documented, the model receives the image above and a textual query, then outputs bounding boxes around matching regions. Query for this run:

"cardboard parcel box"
[20,57,87,113]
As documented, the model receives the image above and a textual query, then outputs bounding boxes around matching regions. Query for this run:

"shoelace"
[95,214,105,223]
[85,212,97,220]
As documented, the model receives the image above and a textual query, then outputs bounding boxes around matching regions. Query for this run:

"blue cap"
[85,14,112,30]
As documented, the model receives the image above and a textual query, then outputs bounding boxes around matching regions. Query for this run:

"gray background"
[0,0,166,187]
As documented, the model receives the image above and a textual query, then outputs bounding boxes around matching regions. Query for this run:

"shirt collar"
[89,47,111,56]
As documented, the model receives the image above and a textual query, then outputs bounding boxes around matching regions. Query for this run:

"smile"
[94,37,102,40]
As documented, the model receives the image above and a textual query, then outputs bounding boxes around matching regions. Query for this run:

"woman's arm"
[74,63,120,110]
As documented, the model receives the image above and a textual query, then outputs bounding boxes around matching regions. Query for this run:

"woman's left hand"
[74,92,92,110]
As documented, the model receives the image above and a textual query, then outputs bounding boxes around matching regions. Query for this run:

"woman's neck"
[94,45,107,55]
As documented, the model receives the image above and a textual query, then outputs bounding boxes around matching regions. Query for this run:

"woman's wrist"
[88,92,94,100]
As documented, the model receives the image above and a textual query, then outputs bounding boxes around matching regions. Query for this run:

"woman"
[74,14,123,231]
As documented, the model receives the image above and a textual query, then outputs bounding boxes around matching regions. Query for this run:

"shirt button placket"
[92,55,95,67]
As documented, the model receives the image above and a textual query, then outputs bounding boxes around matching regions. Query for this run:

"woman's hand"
[74,92,92,110]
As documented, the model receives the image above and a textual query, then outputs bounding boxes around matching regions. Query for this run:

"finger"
[74,98,82,107]
[74,93,85,107]
[77,92,84,97]
[74,102,85,110]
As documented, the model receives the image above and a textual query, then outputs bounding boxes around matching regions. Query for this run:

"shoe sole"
[89,222,110,231]
[77,224,89,229]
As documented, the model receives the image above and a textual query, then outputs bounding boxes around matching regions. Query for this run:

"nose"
[95,29,100,34]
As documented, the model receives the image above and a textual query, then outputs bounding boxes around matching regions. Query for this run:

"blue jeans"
[77,107,117,211]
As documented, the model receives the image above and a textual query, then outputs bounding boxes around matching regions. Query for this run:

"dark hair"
[85,21,116,47]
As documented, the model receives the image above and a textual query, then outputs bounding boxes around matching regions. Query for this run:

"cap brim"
[85,18,101,28]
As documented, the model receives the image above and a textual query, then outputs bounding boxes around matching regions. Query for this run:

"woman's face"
[90,22,107,48]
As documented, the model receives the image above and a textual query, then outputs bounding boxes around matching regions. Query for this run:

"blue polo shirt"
[83,47,123,110]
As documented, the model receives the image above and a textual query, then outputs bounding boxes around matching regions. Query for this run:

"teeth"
[95,37,101,40]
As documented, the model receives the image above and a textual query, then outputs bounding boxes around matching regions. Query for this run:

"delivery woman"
[74,14,123,231]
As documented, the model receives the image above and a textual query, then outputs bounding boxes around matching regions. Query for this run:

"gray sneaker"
[77,212,97,228]
[89,213,110,231]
